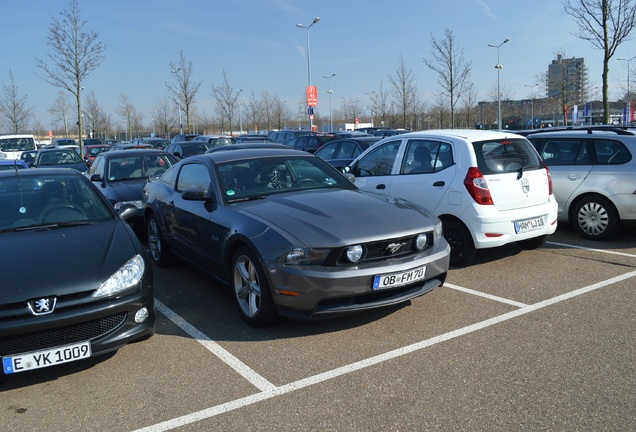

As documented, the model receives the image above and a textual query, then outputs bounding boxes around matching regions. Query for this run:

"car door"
[169,161,225,272]
[385,138,457,215]
[351,138,403,196]
[532,138,592,216]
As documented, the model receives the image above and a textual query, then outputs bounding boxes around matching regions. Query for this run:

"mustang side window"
[176,163,210,192]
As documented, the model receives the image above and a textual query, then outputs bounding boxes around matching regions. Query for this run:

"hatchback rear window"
[474,138,542,175]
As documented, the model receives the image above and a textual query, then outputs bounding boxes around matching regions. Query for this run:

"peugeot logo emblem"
[27,297,57,316]
[386,242,407,254]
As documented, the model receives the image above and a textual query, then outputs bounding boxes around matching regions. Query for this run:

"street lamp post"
[296,17,320,131]
[171,67,183,134]
[617,55,636,123]
[525,83,538,129]
[323,73,336,132]
[488,38,510,129]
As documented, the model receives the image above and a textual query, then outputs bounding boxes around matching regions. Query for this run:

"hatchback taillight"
[464,167,493,205]
[543,161,553,195]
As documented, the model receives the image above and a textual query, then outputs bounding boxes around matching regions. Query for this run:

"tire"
[232,247,278,326]
[443,219,476,267]
[146,213,172,267]
[517,235,547,250]
[572,196,619,240]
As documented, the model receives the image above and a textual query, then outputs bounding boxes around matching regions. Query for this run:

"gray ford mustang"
[143,148,450,326]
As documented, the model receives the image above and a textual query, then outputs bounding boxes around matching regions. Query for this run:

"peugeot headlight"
[94,255,145,298]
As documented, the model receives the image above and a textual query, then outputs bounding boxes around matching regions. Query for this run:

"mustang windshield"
[216,156,355,202]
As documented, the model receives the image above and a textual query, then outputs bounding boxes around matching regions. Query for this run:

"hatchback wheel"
[572,196,619,240]
[232,247,277,326]
[443,219,476,267]
[147,214,171,267]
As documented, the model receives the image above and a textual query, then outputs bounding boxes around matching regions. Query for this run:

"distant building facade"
[547,54,589,105]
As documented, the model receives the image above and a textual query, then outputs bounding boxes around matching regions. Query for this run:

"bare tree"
[116,94,136,141]
[35,0,106,154]
[210,70,241,135]
[563,0,636,123]
[1,70,34,133]
[370,81,392,128]
[388,55,418,128]
[423,28,472,128]
[166,50,201,135]
[458,83,479,128]
[151,98,177,138]
[48,91,72,136]
[340,97,364,127]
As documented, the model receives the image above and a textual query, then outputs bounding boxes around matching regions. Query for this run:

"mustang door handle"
[375,184,386,190]
[433,181,445,187]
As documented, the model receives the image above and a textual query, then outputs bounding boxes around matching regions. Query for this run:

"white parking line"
[138,269,636,432]
[547,241,636,258]
[444,283,528,307]
[155,301,277,392]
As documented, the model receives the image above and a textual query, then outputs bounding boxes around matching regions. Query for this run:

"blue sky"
[1,0,633,129]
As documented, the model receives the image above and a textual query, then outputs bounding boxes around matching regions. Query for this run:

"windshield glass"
[216,155,355,203]
[37,149,83,165]
[473,138,542,175]
[0,173,113,231]
[0,136,36,152]
[107,154,174,181]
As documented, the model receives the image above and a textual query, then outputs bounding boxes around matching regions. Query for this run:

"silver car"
[526,126,636,240]
[143,148,450,326]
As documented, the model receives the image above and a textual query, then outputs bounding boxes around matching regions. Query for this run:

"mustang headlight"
[434,221,443,243]
[346,245,364,262]
[284,248,330,266]
[114,200,144,210]
[415,234,428,250]
[94,254,145,299]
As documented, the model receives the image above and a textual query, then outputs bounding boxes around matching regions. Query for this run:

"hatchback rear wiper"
[517,165,534,180]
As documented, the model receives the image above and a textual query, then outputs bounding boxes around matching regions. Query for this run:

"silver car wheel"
[233,254,262,318]
[577,201,609,236]
[573,195,619,240]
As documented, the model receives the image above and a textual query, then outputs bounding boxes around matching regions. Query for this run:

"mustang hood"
[238,189,437,246]
[1,220,140,304]
[102,179,146,202]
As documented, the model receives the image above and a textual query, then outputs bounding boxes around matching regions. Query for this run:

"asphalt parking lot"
[2,224,635,432]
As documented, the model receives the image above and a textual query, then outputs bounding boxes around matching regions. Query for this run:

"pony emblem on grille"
[386,242,407,254]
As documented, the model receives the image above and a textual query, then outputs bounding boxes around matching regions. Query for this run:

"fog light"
[346,245,363,262]
[416,233,428,250]
[135,307,149,323]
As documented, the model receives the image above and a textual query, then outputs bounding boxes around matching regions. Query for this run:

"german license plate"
[2,341,91,374]
[373,265,426,290]
[514,216,545,234]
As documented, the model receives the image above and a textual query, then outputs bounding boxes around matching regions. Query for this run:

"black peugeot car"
[0,168,155,374]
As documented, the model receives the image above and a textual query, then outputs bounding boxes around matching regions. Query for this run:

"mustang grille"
[331,232,432,265]
[0,313,127,356]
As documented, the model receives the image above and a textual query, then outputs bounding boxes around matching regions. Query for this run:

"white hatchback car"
[345,129,558,266]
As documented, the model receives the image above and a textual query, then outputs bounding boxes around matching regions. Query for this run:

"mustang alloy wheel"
[232,247,277,326]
